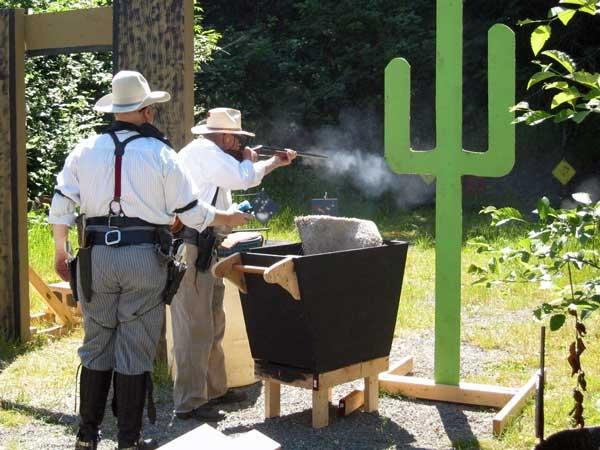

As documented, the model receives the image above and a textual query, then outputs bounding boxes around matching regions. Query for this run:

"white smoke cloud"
[301,108,435,209]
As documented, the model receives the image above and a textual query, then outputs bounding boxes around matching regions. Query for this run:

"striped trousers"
[77,245,167,375]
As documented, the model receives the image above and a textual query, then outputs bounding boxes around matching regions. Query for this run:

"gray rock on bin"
[294,215,383,255]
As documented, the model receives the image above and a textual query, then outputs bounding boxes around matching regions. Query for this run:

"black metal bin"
[214,240,408,374]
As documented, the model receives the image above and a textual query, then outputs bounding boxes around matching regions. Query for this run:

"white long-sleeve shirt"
[177,137,268,210]
[48,130,215,231]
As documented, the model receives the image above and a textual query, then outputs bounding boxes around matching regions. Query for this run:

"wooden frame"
[337,355,537,436]
[25,7,112,56]
[380,371,538,436]
[1,1,195,340]
[256,357,389,429]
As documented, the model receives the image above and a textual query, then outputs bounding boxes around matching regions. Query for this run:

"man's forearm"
[52,224,69,252]
[258,157,282,177]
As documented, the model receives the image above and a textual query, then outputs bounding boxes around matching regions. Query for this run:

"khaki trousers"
[170,243,228,413]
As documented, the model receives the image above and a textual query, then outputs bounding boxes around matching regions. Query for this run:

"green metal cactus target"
[385,0,515,385]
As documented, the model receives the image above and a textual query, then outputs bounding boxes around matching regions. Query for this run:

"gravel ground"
[0,326,523,450]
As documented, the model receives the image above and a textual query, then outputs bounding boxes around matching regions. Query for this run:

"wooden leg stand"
[338,356,413,417]
[256,357,389,429]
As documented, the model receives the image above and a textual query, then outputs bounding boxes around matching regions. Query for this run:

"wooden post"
[364,376,379,412]
[265,381,281,418]
[112,0,195,151]
[0,8,29,341]
[312,389,329,428]
[113,0,194,363]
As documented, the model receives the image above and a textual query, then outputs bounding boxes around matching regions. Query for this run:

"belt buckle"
[105,229,122,246]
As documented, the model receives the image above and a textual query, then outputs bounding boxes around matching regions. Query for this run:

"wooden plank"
[0,9,29,341]
[113,0,194,152]
[319,356,388,388]
[337,357,414,416]
[30,311,55,322]
[388,356,414,375]
[28,266,74,326]
[213,254,247,293]
[37,324,66,338]
[263,256,301,300]
[24,7,112,55]
[312,389,329,428]
[264,381,280,418]
[364,376,379,412]
[379,375,517,408]
[338,389,364,417]
[493,374,538,436]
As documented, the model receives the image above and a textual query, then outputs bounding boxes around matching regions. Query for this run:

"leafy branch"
[514,0,600,126]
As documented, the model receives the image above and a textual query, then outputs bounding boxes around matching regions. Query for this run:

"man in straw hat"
[48,72,250,450]
[169,108,296,421]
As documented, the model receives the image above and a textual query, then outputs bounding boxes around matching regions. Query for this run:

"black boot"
[114,373,159,450]
[76,366,112,449]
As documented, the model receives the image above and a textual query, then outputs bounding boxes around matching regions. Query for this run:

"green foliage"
[198,0,435,135]
[469,195,600,324]
[515,0,600,125]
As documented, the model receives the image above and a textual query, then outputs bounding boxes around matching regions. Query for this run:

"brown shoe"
[175,404,226,422]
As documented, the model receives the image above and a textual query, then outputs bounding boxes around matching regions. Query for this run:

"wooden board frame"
[24,7,112,57]
[1,1,194,340]
[375,356,537,436]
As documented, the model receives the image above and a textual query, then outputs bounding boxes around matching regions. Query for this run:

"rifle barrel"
[257,145,328,160]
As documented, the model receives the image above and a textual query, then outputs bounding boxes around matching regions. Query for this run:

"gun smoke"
[300,108,434,210]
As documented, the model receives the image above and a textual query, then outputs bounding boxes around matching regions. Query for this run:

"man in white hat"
[169,108,296,421]
[48,72,250,450]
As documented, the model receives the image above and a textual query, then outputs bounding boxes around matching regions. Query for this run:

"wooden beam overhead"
[24,7,112,56]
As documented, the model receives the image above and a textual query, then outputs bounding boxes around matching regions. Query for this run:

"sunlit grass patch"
[0,407,31,428]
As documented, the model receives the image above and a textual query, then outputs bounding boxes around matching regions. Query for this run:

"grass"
[5,206,600,449]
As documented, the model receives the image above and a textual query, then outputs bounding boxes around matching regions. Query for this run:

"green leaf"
[531,25,551,56]
[550,314,566,331]
[541,50,576,73]
[558,8,578,24]
[579,3,597,14]
[573,110,591,123]
[554,108,575,122]
[510,101,531,112]
[551,87,582,109]
[559,0,586,5]
[514,110,553,126]
[527,71,557,90]
[537,197,551,221]
[567,71,600,88]
[544,81,570,90]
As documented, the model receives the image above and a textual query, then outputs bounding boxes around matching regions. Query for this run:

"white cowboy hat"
[191,107,255,137]
[94,70,171,113]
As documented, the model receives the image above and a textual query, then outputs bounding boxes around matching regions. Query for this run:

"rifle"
[253,145,328,161]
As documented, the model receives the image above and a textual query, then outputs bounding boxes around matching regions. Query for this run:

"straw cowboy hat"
[191,108,255,137]
[94,70,171,113]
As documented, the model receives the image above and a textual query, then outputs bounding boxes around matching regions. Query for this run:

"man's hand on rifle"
[274,149,297,167]
[243,146,259,162]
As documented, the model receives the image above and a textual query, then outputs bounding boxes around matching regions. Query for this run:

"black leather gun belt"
[85,217,166,247]
[87,229,160,247]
